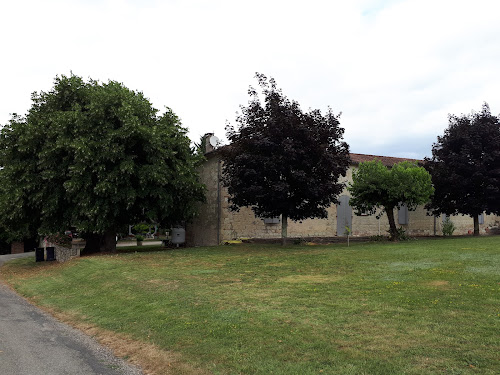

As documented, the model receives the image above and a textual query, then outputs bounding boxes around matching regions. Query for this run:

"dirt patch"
[337,323,420,354]
[36,306,210,375]
[412,355,448,372]
[278,275,341,283]
[223,278,242,283]
[265,263,289,267]
[147,279,180,290]
[426,280,450,289]
[0,259,70,280]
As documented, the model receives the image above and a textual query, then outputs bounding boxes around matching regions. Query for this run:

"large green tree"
[424,103,500,235]
[222,73,350,245]
[0,74,205,252]
[348,160,434,240]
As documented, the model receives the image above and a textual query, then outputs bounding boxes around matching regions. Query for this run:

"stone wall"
[71,239,86,253]
[435,212,499,236]
[45,240,83,262]
[186,156,220,246]
[11,241,24,254]
[186,153,500,246]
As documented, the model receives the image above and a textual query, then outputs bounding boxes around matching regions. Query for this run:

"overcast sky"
[1,0,499,159]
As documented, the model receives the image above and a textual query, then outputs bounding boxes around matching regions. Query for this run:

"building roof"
[205,141,422,167]
[349,153,422,167]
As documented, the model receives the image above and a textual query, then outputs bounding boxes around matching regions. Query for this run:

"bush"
[390,227,411,241]
[133,223,150,235]
[136,235,144,242]
[442,217,456,236]
[46,233,72,248]
[369,235,387,242]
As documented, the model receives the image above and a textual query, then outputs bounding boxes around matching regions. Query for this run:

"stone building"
[186,140,500,246]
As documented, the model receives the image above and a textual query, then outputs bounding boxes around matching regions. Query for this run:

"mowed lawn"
[1,237,499,375]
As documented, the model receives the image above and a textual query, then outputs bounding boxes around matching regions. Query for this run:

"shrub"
[46,233,72,248]
[133,223,150,234]
[369,235,387,242]
[389,226,411,241]
[442,217,456,236]
[293,238,307,245]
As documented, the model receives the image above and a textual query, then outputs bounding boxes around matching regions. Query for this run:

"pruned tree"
[424,103,500,235]
[348,160,434,240]
[0,74,205,252]
[222,73,350,245]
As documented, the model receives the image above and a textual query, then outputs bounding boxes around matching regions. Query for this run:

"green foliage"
[349,161,434,213]
[442,217,456,236]
[425,103,500,235]
[369,234,387,242]
[46,233,72,248]
[390,226,411,241]
[0,74,205,247]
[348,160,433,240]
[135,235,144,242]
[222,73,350,244]
[133,223,150,234]
[293,237,307,245]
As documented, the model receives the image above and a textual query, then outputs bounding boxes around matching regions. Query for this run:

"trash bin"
[35,247,45,262]
[46,247,55,261]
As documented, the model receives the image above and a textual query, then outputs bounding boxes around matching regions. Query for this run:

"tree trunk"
[473,215,480,236]
[82,233,102,255]
[103,229,117,252]
[23,236,38,253]
[281,214,288,246]
[386,206,398,240]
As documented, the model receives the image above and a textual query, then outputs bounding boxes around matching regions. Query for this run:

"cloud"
[1,0,499,159]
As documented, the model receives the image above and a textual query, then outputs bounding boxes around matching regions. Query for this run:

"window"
[398,204,409,225]
[263,217,280,224]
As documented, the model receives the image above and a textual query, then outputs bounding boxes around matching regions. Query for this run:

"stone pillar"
[71,239,86,254]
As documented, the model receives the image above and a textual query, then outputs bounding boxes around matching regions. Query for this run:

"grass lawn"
[1,237,499,374]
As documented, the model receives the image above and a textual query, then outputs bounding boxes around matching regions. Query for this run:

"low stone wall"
[54,245,80,263]
[46,240,84,262]
[71,239,86,253]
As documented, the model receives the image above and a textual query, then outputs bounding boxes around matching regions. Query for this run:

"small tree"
[442,216,456,236]
[0,74,205,252]
[425,103,500,235]
[348,161,434,240]
[222,73,350,245]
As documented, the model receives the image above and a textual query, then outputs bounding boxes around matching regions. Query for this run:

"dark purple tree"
[425,103,500,235]
[222,73,350,245]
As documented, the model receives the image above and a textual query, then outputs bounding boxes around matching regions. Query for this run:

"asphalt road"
[0,252,143,375]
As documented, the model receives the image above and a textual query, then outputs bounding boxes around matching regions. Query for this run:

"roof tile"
[349,153,421,167]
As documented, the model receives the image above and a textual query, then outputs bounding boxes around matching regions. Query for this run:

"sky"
[1,0,499,159]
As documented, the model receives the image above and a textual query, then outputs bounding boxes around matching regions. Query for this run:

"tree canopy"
[0,74,205,251]
[348,160,434,240]
[221,73,350,245]
[424,103,500,235]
